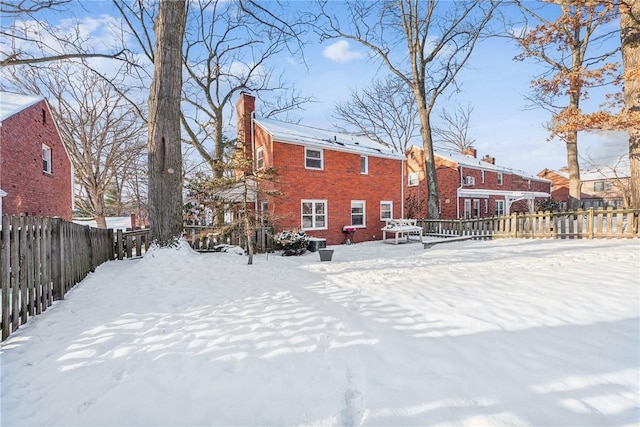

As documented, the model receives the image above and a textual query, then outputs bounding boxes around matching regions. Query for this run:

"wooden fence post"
[50,218,65,300]
[587,208,594,239]
[1,215,10,340]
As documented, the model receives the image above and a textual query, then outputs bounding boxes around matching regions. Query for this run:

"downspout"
[456,165,464,219]
[401,158,405,219]
[251,111,258,225]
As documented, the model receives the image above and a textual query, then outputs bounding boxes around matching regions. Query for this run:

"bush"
[275,230,310,256]
[536,197,563,212]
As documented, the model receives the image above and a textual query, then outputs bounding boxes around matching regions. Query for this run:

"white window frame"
[472,199,480,218]
[464,199,471,219]
[351,200,366,227]
[360,155,368,174]
[481,170,485,184]
[380,201,393,220]
[464,176,475,185]
[497,172,503,186]
[305,147,323,170]
[42,144,52,174]
[495,200,505,216]
[256,146,264,170]
[301,200,327,230]
[408,172,419,187]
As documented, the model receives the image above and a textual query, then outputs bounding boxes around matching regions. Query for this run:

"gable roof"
[546,167,630,181]
[0,91,45,122]
[433,148,550,182]
[253,116,405,160]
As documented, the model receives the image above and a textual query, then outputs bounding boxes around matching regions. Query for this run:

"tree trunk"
[148,0,186,246]
[622,0,640,208]
[566,134,582,210]
[414,92,440,219]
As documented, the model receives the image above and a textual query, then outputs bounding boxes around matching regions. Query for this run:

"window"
[464,199,471,219]
[260,200,268,225]
[302,200,327,229]
[559,201,567,211]
[256,147,264,170]
[484,199,488,214]
[497,172,503,186]
[305,148,323,169]
[472,199,480,218]
[495,200,505,216]
[360,156,368,174]
[351,200,365,226]
[408,172,419,186]
[481,170,485,184]
[42,144,52,174]
[464,176,475,185]
[380,201,393,220]
[527,179,531,190]
[594,181,611,191]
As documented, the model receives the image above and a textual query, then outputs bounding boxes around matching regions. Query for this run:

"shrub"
[536,197,563,212]
[275,230,309,256]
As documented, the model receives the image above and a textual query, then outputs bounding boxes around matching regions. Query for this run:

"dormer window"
[497,172,503,186]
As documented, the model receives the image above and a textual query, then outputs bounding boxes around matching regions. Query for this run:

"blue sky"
[2,1,628,176]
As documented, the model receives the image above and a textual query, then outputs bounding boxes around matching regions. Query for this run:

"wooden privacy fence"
[114,225,273,259]
[1,216,113,341]
[417,207,640,240]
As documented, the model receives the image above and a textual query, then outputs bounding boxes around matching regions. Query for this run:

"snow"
[0,91,43,122]
[1,238,639,426]
[73,216,133,230]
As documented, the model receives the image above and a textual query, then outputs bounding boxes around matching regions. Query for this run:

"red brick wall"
[255,126,403,245]
[0,100,72,219]
[406,147,552,219]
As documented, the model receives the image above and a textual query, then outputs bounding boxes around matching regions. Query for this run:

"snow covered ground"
[1,238,639,426]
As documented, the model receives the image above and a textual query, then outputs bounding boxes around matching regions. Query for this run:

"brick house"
[537,167,630,209]
[0,91,73,220]
[236,93,406,245]
[406,146,551,219]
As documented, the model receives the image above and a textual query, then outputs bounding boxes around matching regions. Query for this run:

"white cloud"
[322,40,365,63]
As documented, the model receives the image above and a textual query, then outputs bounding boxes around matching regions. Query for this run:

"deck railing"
[417,207,640,240]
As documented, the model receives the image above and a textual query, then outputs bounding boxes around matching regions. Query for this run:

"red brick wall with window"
[0,100,72,219]
[256,128,403,245]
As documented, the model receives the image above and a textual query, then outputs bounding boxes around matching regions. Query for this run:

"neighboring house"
[0,91,73,220]
[537,167,630,209]
[406,146,551,219]
[235,93,406,245]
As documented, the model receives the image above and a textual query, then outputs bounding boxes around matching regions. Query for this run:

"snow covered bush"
[275,230,309,256]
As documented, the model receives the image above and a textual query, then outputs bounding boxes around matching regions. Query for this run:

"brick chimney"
[236,92,255,162]
[481,154,495,165]
[461,147,477,158]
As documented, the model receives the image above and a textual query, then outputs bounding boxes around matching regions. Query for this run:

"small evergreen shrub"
[275,230,310,256]
[536,197,563,212]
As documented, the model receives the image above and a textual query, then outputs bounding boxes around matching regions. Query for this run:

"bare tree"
[433,105,476,153]
[510,1,620,210]
[116,0,312,179]
[147,0,186,246]
[320,0,498,219]
[621,0,640,208]
[0,1,130,67]
[1,64,146,228]
[332,75,419,153]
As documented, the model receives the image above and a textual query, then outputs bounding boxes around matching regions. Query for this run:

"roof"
[458,188,550,199]
[0,91,45,122]
[433,148,550,182]
[253,116,405,160]
[551,167,630,181]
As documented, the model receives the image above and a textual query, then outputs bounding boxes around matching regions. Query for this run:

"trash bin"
[307,237,327,252]
[318,248,334,261]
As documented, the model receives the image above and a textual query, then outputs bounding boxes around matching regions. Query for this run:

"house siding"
[0,100,72,219]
